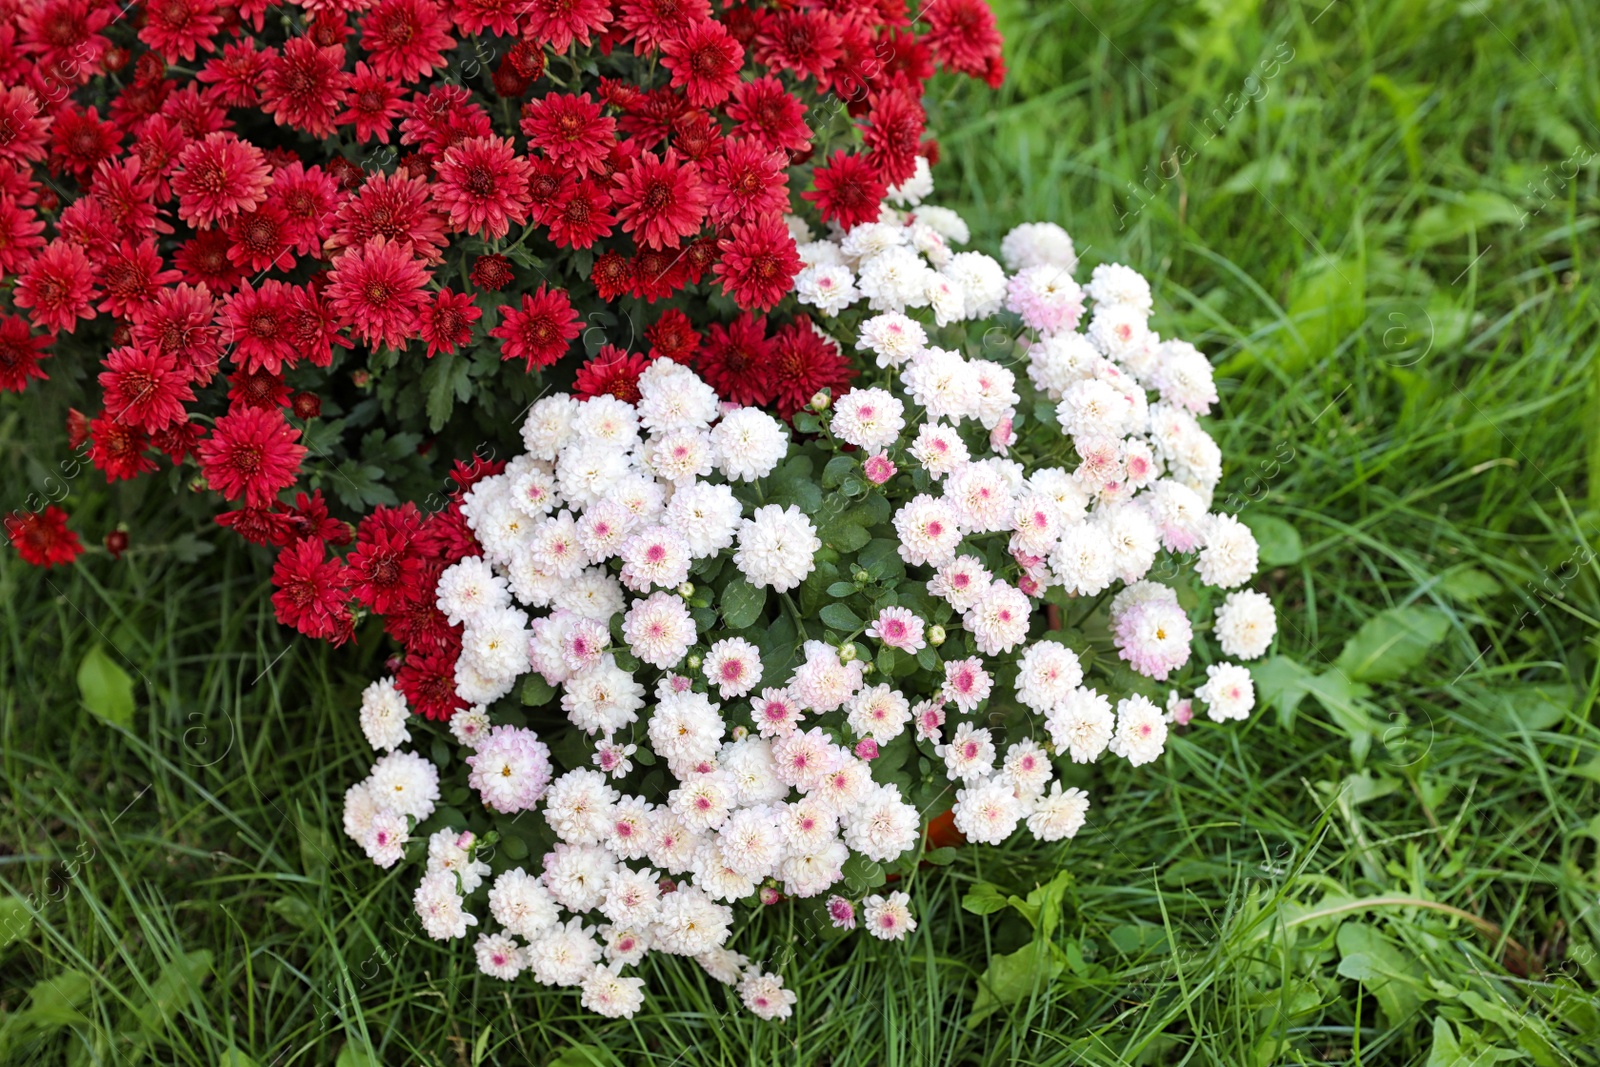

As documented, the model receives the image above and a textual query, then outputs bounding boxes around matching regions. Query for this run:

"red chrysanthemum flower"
[338,62,408,144]
[88,415,158,482]
[574,345,652,403]
[696,313,775,407]
[725,76,813,155]
[491,284,582,370]
[221,280,300,375]
[88,157,169,244]
[617,0,710,54]
[266,162,344,257]
[348,504,430,614]
[756,10,843,83]
[133,283,221,383]
[522,0,612,53]
[261,37,351,138]
[435,135,534,239]
[426,500,481,562]
[326,170,449,264]
[681,237,719,284]
[469,253,514,291]
[646,308,699,363]
[0,315,50,393]
[226,365,291,410]
[196,38,270,107]
[519,93,616,176]
[216,505,292,547]
[768,315,857,417]
[670,109,725,164]
[198,406,307,506]
[384,575,454,653]
[23,0,113,73]
[591,250,634,302]
[286,489,351,546]
[14,241,98,334]
[628,247,688,302]
[803,150,887,230]
[271,536,353,644]
[174,228,249,293]
[152,419,206,464]
[98,240,183,323]
[0,196,46,276]
[0,86,50,167]
[703,137,790,226]
[418,288,482,357]
[222,201,296,274]
[861,88,927,188]
[714,214,801,311]
[66,409,92,450]
[5,506,83,568]
[98,346,196,431]
[827,16,881,101]
[286,283,355,369]
[48,105,119,182]
[173,132,272,230]
[613,148,708,251]
[138,0,222,62]
[544,182,615,249]
[660,18,743,107]
[397,645,465,721]
[326,236,432,351]
[924,0,1007,87]
[360,0,456,82]
[452,0,524,37]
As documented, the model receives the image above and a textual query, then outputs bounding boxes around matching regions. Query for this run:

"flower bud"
[686,654,703,670]
[852,568,871,584]
[731,724,748,741]
[928,624,947,647]
[809,389,832,412]
[104,529,129,560]
[837,642,858,663]
[854,738,880,760]
[759,886,784,906]
[676,581,695,598]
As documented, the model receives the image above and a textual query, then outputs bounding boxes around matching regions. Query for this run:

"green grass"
[5,0,1600,1062]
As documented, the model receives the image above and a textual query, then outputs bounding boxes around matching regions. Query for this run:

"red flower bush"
[0,0,1005,642]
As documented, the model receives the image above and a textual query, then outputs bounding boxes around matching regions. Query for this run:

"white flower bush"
[339,187,1279,1022]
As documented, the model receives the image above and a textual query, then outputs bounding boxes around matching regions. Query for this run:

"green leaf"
[521,674,556,706]
[821,454,856,489]
[1409,191,1522,249]
[826,581,859,597]
[969,941,1063,1024]
[824,521,871,553]
[1302,670,1379,765]
[840,853,885,892]
[1285,256,1366,369]
[819,603,863,632]
[1240,513,1302,567]
[335,1046,380,1067]
[547,1045,608,1067]
[24,969,93,1027]
[77,644,135,727]
[219,1047,264,1067]
[268,895,317,930]
[1221,155,1292,195]
[1334,605,1451,682]
[792,412,821,434]
[1336,922,1424,1027]
[423,353,473,432]
[857,538,907,581]
[1023,870,1073,942]
[1436,566,1500,603]
[961,882,1010,916]
[1252,655,1313,727]
[721,577,766,630]
[0,894,32,950]
[135,948,212,1033]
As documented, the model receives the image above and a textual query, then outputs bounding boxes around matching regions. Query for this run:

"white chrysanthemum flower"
[651,885,733,955]
[527,917,602,986]
[739,968,798,1020]
[601,923,651,966]
[1109,694,1169,767]
[1045,687,1115,763]
[1085,262,1154,313]
[771,726,836,793]
[914,205,970,244]
[1000,221,1076,273]
[1087,303,1154,363]
[843,785,920,861]
[368,750,440,820]
[544,769,620,845]
[554,568,628,622]
[846,684,912,743]
[953,776,1022,844]
[580,962,647,1018]
[1197,662,1256,722]
[572,394,642,449]
[1196,514,1260,588]
[541,842,618,912]
[1028,781,1090,841]
[970,360,1020,431]
[361,808,408,869]
[779,795,839,855]
[1214,589,1277,659]
[1016,641,1084,713]
[1052,522,1118,596]
[575,499,635,563]
[648,691,726,775]
[508,464,558,518]
[696,945,750,985]
[925,271,965,326]
[720,737,788,806]
[1027,331,1100,400]
[785,213,815,244]
[893,493,963,567]
[1098,502,1162,584]
[939,721,997,784]
[605,796,656,861]
[734,504,819,593]
[886,154,934,205]
[831,387,905,451]
[716,805,786,879]
[703,637,762,699]
[521,394,579,460]
[556,442,634,510]
[436,556,509,626]
[489,867,560,939]
[414,869,477,941]
[427,828,491,893]
[928,554,992,612]
[1030,467,1091,524]
[903,347,980,423]
[563,656,645,736]
[943,251,1006,318]
[857,312,928,367]
[796,238,846,267]
[646,429,715,486]
[637,359,720,433]
[945,460,1015,533]
[343,781,381,846]
[453,655,515,706]
[813,755,874,812]
[619,524,693,592]
[1141,479,1209,553]
[1057,377,1135,440]
[662,481,742,559]
[857,245,934,312]
[475,932,526,980]
[449,705,492,749]
[840,221,906,263]
[779,837,848,898]
[711,407,789,482]
[941,657,993,714]
[908,420,969,479]
[862,890,916,941]
[622,592,696,669]
[1151,339,1218,415]
[461,605,532,681]
[359,677,410,752]
[611,471,667,524]
[795,262,860,316]
[1000,739,1053,800]
[669,771,736,832]
[964,581,1031,656]
[751,687,804,738]
[787,641,866,714]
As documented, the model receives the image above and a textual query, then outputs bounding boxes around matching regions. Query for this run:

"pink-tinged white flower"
[1165,691,1194,726]
[751,687,805,738]
[913,699,947,742]
[704,637,762,699]
[831,387,905,451]
[1015,640,1083,713]
[1196,513,1260,589]
[857,312,927,366]
[1006,264,1085,333]
[953,776,1022,844]
[1000,739,1053,800]
[787,640,866,713]
[593,740,637,778]
[1045,687,1115,763]
[893,494,964,567]
[941,658,993,714]
[909,421,970,479]
[1197,662,1255,722]
[863,452,897,484]
[938,721,996,782]
[945,461,1015,533]
[415,869,478,941]
[989,414,1017,456]
[847,683,912,743]
[1110,581,1193,681]
[1027,781,1091,841]
[1108,695,1168,767]
[964,582,1032,655]
[866,606,925,652]
[362,808,409,869]
[826,894,857,929]
[854,738,880,760]
[928,555,992,612]
[560,616,610,674]
[467,726,553,814]
[581,963,646,1019]
[619,524,693,592]
[622,592,696,669]
[862,890,916,941]
[475,932,526,980]
[759,886,784,906]
[1214,589,1277,660]
[1084,262,1153,312]
[770,726,836,793]
[738,968,797,1020]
